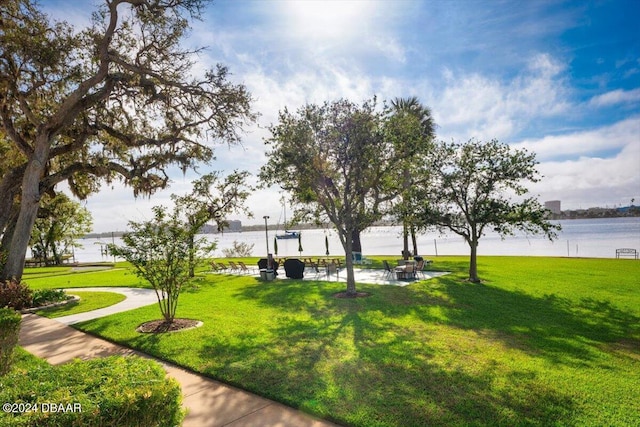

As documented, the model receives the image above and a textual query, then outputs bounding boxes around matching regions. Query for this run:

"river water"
[75,217,640,262]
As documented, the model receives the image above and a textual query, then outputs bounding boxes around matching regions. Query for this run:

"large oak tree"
[0,0,255,279]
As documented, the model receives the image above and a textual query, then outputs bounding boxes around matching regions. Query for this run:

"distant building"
[226,220,242,232]
[545,200,561,215]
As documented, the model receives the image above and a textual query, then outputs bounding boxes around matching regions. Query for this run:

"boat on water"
[276,198,300,239]
[276,230,300,240]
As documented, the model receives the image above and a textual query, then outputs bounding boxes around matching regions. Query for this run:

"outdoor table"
[395,260,417,280]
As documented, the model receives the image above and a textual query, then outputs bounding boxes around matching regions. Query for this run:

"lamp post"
[263,215,270,255]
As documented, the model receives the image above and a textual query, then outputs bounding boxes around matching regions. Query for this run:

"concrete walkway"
[19,289,339,427]
[57,287,158,325]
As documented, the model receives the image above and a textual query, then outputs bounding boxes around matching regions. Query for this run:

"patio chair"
[394,262,416,280]
[210,261,221,273]
[228,261,241,273]
[382,260,393,279]
[326,261,338,279]
[215,261,229,272]
[238,261,255,275]
[415,259,425,279]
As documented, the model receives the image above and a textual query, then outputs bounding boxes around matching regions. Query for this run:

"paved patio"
[298,267,449,286]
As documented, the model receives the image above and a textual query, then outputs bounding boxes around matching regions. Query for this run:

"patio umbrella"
[298,232,303,256]
[273,237,278,256]
[325,235,329,256]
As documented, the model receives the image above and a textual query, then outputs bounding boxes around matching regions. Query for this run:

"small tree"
[29,193,93,265]
[109,206,209,324]
[416,138,560,282]
[172,170,253,276]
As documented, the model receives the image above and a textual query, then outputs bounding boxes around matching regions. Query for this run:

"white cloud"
[534,142,640,209]
[588,88,640,107]
[433,54,570,141]
[512,116,640,161]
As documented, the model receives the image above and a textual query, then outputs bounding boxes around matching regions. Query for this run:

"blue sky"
[43,0,639,231]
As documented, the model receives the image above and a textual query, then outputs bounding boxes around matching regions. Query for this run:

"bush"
[0,308,21,376]
[32,288,67,307]
[222,240,255,257]
[0,280,33,310]
[0,350,184,427]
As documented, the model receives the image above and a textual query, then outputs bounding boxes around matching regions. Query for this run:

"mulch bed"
[136,318,202,333]
[333,291,371,299]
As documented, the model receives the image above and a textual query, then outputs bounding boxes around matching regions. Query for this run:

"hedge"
[0,349,184,427]
[0,308,21,376]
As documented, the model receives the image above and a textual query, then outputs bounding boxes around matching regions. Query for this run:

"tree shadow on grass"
[429,276,640,366]
[196,296,574,426]
[216,277,640,426]
[238,276,640,367]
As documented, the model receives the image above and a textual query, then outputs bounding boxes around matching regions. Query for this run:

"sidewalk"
[19,314,339,427]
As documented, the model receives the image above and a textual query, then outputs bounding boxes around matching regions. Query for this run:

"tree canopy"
[415,138,561,282]
[0,0,256,280]
[260,98,417,296]
[387,96,436,258]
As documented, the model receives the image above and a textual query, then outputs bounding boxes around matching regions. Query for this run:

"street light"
[263,215,270,255]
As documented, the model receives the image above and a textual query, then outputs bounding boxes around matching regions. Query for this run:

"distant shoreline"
[83,210,639,238]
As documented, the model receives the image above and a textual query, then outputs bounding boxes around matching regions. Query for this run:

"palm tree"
[391,96,436,138]
[390,97,436,259]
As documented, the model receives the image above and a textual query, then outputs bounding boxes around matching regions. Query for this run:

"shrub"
[0,280,33,310]
[0,351,184,427]
[0,308,21,376]
[222,240,255,257]
[32,288,67,307]
[109,205,211,324]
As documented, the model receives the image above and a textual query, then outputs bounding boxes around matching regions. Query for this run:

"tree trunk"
[188,234,195,278]
[0,168,22,236]
[468,238,480,283]
[351,229,362,253]
[2,136,50,281]
[344,230,357,296]
[402,165,411,260]
[0,213,18,256]
[402,220,410,259]
[410,224,418,256]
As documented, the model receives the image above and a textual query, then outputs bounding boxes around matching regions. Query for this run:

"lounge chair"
[238,261,254,275]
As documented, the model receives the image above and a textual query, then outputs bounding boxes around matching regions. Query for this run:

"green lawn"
[39,256,640,426]
[23,264,149,290]
[34,291,127,318]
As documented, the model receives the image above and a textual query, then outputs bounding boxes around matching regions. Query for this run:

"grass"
[33,256,640,426]
[34,291,126,318]
[22,263,148,290]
